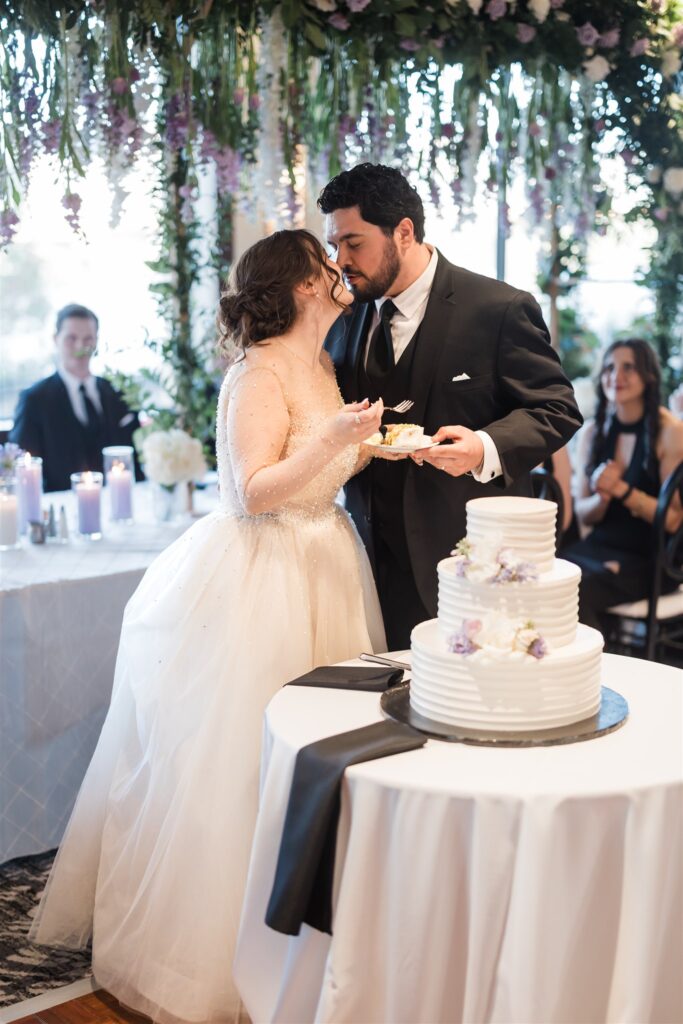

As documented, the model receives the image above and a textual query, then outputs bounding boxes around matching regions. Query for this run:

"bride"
[30,229,386,1023]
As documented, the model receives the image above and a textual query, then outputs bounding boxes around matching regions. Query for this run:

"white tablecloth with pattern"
[0,482,217,864]
[234,654,683,1024]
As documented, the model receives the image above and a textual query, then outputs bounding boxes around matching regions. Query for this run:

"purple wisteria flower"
[576,22,600,47]
[671,24,683,48]
[447,619,482,656]
[111,76,128,96]
[487,0,507,21]
[399,38,420,51]
[654,207,670,222]
[550,0,564,7]
[517,24,537,43]
[630,37,649,57]
[329,12,351,29]
[599,28,620,48]
[0,209,20,248]
[62,192,82,233]
[347,0,371,10]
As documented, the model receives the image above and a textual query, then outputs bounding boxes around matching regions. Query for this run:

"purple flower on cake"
[489,548,539,584]
[447,619,482,656]
[513,622,548,660]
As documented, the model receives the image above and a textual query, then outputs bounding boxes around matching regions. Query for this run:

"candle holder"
[103,446,134,523]
[15,454,43,535]
[71,471,103,540]
[0,478,20,550]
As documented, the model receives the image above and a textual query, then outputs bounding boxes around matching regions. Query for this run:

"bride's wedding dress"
[30,356,385,1023]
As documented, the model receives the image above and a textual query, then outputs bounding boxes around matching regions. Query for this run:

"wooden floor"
[12,989,151,1024]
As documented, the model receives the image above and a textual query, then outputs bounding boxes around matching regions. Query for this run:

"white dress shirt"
[58,368,103,426]
[366,247,502,482]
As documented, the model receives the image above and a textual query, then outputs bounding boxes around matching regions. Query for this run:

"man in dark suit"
[10,303,142,492]
[320,164,582,649]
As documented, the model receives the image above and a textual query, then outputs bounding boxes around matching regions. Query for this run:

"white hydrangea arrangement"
[140,428,207,487]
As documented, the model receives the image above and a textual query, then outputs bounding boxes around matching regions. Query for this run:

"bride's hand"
[322,399,384,449]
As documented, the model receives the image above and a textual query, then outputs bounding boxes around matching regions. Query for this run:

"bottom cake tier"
[410,619,603,732]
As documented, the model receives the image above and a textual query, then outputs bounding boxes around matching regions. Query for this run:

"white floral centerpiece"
[139,428,207,521]
[140,428,207,487]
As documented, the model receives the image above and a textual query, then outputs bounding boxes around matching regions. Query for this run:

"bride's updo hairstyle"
[217,228,346,355]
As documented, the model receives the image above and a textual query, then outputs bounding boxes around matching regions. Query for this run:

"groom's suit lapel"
[347,303,374,395]
[408,253,460,429]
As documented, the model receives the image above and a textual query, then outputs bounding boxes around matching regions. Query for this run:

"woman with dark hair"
[562,338,683,629]
[30,230,385,1023]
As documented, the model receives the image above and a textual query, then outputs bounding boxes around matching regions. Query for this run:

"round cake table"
[234,653,683,1024]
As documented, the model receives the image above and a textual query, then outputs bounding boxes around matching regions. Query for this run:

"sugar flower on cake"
[140,428,207,487]
[447,616,548,659]
[450,538,538,584]
[513,621,548,659]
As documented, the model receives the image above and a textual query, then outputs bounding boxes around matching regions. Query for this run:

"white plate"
[362,434,439,455]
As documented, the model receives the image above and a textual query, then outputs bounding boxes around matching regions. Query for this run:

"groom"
[320,163,582,650]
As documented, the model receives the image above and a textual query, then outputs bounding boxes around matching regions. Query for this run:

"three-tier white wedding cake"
[410,496,603,732]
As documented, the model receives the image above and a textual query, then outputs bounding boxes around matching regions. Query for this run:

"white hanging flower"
[661,48,682,77]
[663,167,683,197]
[466,0,483,12]
[583,55,611,82]
[528,0,551,22]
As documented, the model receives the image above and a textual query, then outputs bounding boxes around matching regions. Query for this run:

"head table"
[234,653,682,1024]
[0,481,217,864]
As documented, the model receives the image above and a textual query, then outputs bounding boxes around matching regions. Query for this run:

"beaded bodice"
[215,353,358,519]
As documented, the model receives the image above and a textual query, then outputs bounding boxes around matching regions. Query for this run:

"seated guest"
[10,304,141,492]
[562,339,683,629]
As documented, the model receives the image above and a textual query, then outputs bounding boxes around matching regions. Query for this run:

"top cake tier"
[465,496,557,573]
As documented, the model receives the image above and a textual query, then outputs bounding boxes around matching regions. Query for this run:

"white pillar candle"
[0,491,18,548]
[16,454,43,533]
[107,462,133,521]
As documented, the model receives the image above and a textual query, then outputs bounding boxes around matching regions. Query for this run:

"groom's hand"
[413,425,484,477]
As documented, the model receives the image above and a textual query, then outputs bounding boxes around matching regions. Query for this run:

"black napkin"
[265,720,426,937]
[286,665,404,692]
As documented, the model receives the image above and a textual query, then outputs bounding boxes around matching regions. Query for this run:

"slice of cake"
[382,424,425,447]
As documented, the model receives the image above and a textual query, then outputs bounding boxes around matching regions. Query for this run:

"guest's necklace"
[276,339,320,372]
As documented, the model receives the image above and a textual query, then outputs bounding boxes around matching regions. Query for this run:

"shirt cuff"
[471,430,502,482]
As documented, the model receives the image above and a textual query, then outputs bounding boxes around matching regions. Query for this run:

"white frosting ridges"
[438,557,580,647]
[465,496,557,573]
[411,620,603,732]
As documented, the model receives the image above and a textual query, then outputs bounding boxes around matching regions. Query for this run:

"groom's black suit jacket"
[326,252,582,616]
[10,372,142,492]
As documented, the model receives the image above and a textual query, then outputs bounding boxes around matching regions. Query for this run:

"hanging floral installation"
[1,0,681,401]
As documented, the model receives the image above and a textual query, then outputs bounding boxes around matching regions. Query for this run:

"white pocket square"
[451,373,471,382]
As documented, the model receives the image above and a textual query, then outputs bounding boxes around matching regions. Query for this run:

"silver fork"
[383,399,414,414]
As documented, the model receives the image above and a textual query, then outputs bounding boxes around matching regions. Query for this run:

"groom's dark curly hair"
[317,163,425,243]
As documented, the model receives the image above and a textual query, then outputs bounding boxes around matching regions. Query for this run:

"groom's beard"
[343,237,401,302]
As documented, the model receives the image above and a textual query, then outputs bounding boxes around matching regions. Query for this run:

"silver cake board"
[381,683,629,748]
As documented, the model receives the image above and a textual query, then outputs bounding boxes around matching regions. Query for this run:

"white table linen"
[0,483,216,863]
[234,654,683,1024]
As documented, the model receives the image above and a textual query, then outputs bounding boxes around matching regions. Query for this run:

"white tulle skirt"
[30,504,385,1023]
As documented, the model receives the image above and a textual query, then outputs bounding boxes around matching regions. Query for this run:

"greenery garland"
[1,0,681,404]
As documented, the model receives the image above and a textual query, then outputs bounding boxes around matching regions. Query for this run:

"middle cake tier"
[438,555,581,648]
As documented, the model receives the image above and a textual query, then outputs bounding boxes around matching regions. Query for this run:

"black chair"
[602,460,683,663]
[530,466,565,554]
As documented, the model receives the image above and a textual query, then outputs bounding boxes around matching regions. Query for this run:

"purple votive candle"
[107,463,133,521]
[16,454,43,533]
[71,471,103,537]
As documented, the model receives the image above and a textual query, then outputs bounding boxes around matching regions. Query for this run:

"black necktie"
[79,383,101,433]
[366,299,397,381]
